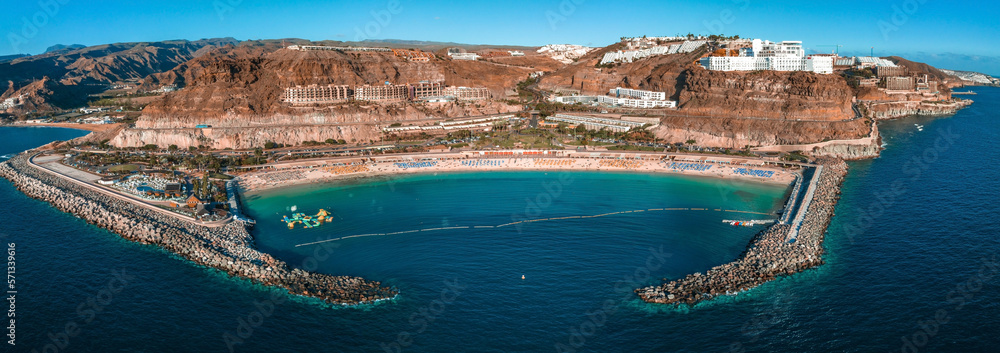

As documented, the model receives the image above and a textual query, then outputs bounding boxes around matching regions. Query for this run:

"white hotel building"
[608,87,666,101]
[700,39,833,74]
[552,87,676,109]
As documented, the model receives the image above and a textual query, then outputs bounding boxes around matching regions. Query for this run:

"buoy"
[521,275,525,280]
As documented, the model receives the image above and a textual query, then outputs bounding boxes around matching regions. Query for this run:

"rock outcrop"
[865,99,973,120]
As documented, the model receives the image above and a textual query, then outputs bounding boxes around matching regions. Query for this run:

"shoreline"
[238,153,799,195]
[0,152,397,306]
[244,167,792,197]
[3,122,122,133]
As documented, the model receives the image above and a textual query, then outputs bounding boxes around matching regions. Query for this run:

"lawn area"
[107,164,140,173]
[479,134,562,149]
[565,140,615,146]
[606,145,662,151]
[208,172,234,180]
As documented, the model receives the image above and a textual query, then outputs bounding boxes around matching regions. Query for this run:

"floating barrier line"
[294,207,777,247]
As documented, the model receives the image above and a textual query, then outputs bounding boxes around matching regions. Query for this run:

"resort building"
[699,39,833,74]
[282,82,492,105]
[449,52,480,61]
[411,81,445,99]
[752,40,804,58]
[287,45,391,52]
[508,51,525,56]
[283,84,353,104]
[885,76,916,90]
[599,96,676,108]
[600,40,707,65]
[392,48,435,61]
[608,87,666,101]
[444,86,490,101]
[551,93,676,109]
[0,95,22,110]
[856,56,898,69]
[546,114,648,133]
[355,84,410,102]
[876,66,908,77]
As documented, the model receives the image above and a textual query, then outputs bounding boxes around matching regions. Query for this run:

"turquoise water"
[2,87,999,352]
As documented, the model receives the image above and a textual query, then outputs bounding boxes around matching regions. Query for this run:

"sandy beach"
[239,152,799,193]
[11,122,123,133]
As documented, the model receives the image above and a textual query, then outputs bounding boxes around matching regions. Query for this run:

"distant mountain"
[44,44,86,53]
[0,38,240,113]
[0,54,29,64]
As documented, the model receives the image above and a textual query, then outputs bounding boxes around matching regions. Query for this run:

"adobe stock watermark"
[510,171,574,234]
[29,269,134,353]
[222,237,341,352]
[546,0,585,31]
[703,0,750,34]
[878,0,929,41]
[213,0,244,21]
[355,0,403,42]
[380,278,465,353]
[841,125,959,244]
[554,245,671,352]
[222,290,287,353]
[891,254,998,353]
[7,0,70,53]
[728,289,797,353]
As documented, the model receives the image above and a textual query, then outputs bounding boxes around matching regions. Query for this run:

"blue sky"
[2,0,998,74]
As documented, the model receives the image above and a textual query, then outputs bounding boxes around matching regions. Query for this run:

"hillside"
[0,38,239,114]
[139,44,547,119]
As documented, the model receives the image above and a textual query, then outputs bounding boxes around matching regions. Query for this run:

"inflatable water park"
[723,219,776,227]
[282,209,332,229]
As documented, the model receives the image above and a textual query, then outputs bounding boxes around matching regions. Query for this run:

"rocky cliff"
[676,68,854,121]
[139,45,539,119]
[865,99,973,120]
[113,102,520,149]
[649,115,871,148]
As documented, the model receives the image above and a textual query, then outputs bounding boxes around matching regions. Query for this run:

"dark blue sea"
[2,87,998,353]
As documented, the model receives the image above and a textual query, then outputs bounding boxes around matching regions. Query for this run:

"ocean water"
[1,87,998,353]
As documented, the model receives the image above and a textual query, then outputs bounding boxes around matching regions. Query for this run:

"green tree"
[574,124,587,134]
[686,139,697,145]
[168,144,178,152]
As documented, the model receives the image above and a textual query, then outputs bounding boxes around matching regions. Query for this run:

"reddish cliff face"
[676,68,854,121]
[651,115,871,147]
[140,46,537,119]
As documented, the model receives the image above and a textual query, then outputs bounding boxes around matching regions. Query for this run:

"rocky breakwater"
[636,158,848,306]
[0,154,396,305]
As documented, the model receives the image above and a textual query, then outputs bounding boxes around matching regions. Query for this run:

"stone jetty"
[0,153,396,305]
[636,158,849,306]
